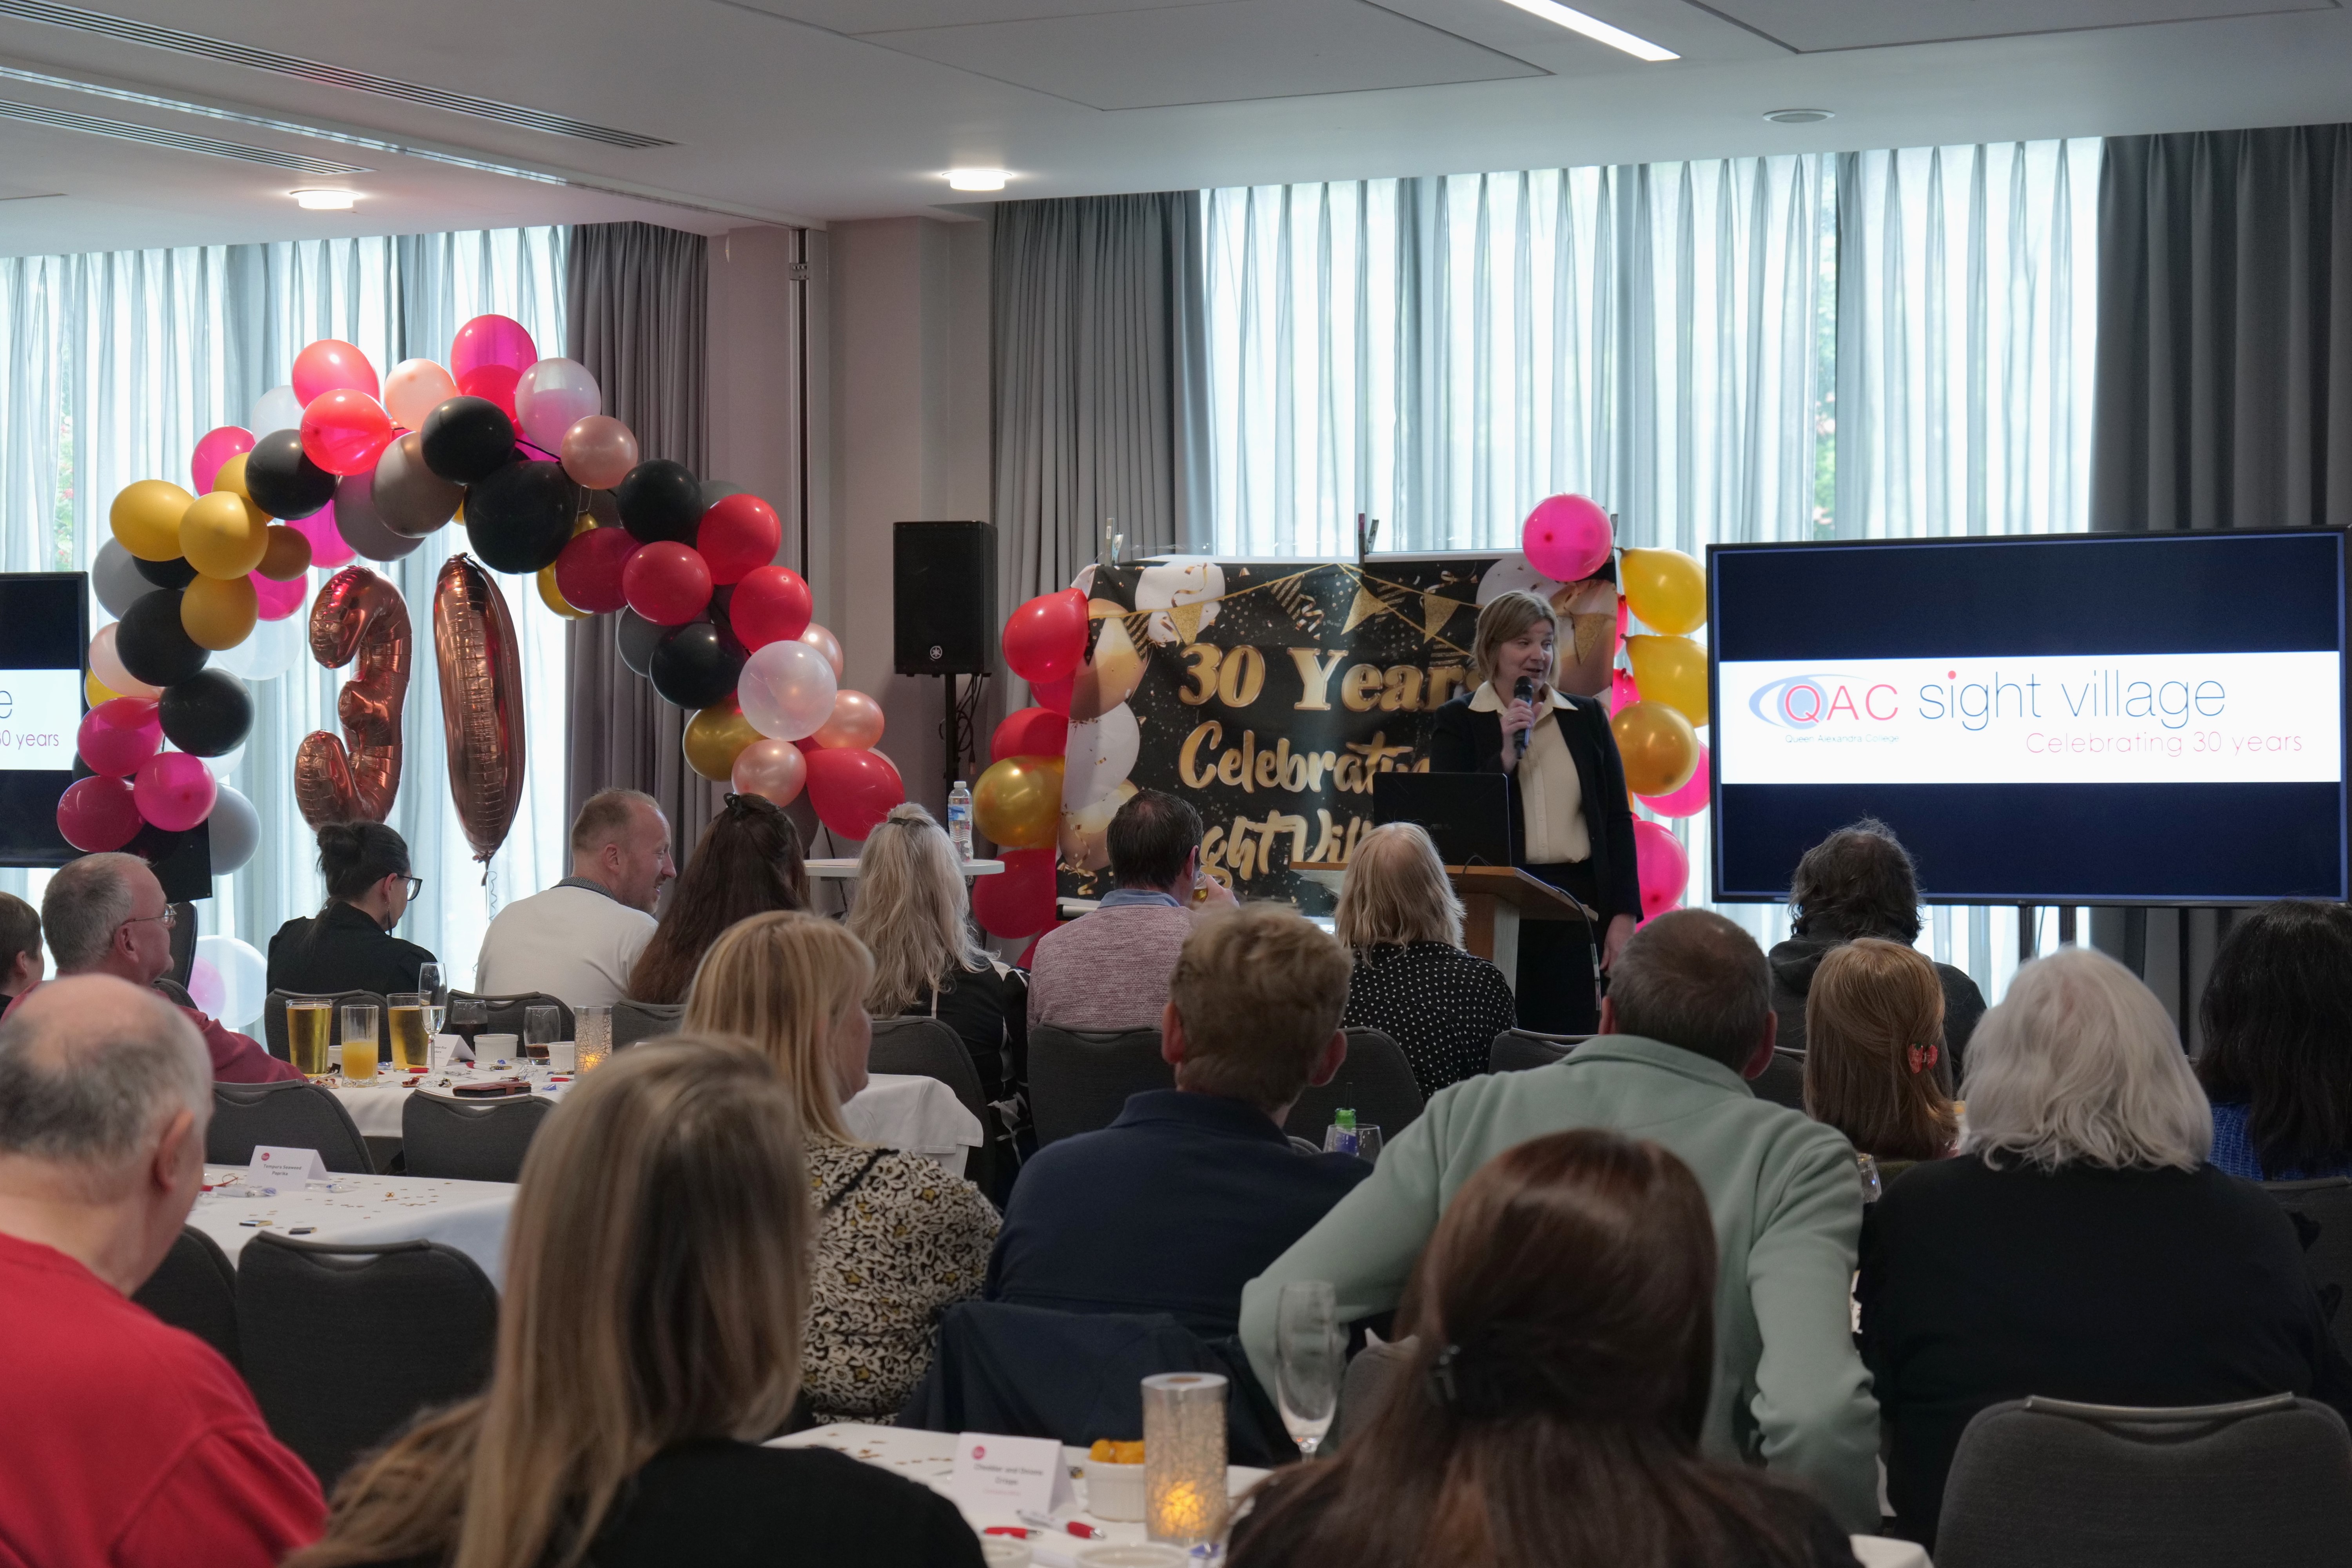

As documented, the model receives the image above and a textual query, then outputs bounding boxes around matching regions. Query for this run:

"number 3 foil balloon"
[434,554,526,864]
[296,566,410,828]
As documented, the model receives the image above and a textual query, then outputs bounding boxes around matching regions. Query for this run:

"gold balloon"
[1611,700,1700,798]
[180,490,269,579]
[1070,607,1146,722]
[1626,634,1709,726]
[1060,779,1136,872]
[974,754,1064,850]
[1621,548,1707,636]
[85,670,117,707]
[181,573,258,650]
[683,701,761,783]
[213,452,254,503]
[536,563,587,619]
[110,479,195,562]
[257,523,312,581]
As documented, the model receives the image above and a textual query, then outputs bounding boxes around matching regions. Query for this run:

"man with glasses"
[6,853,299,1083]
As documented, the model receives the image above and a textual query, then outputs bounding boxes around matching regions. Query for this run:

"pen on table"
[1018,1512,1105,1539]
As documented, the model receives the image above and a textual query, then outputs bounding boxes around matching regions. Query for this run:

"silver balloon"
[207,784,260,875]
[373,430,463,539]
[332,466,423,562]
[250,383,303,437]
[91,539,149,619]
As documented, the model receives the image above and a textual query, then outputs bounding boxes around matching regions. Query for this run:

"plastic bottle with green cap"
[1330,1106,1358,1156]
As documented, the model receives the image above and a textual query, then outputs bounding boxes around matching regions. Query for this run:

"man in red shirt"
[0,975,323,1564]
[9,851,298,1082]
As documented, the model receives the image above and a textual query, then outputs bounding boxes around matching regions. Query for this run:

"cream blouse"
[1470,681,1590,866]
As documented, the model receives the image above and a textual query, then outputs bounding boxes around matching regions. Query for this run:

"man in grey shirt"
[1027,790,1235,1031]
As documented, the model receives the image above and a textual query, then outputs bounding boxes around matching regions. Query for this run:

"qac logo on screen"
[1746,675,1900,730]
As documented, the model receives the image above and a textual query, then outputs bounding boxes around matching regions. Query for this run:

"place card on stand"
[249,1146,327,1185]
[949,1433,1074,1515]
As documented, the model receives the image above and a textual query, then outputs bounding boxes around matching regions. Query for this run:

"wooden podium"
[1293,862,1595,992]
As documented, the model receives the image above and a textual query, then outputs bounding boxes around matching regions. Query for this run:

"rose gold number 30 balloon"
[434,554,526,864]
[296,566,410,828]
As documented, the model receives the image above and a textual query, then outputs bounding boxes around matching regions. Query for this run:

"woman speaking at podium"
[1430,589,1641,1034]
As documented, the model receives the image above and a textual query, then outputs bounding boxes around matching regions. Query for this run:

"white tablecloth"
[188,1165,519,1286]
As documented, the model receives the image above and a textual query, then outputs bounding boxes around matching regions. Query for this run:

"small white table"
[188,1166,519,1286]
[808,858,1005,881]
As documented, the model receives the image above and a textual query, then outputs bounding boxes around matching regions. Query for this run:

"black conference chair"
[1750,1047,1808,1111]
[1488,1028,1585,1074]
[868,1016,996,1195]
[610,999,685,1048]
[449,990,574,1042]
[1028,1024,1172,1145]
[262,987,390,1063]
[236,1232,499,1488]
[1327,1337,1416,1452]
[2265,1177,2352,1360]
[401,1093,554,1183]
[206,1080,374,1174]
[1285,1028,1425,1150]
[131,1225,241,1370]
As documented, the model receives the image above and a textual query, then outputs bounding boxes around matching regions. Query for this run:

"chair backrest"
[263,987,392,1062]
[1936,1393,2352,1568]
[448,990,575,1040]
[206,1080,375,1173]
[1029,1023,1172,1145]
[401,1093,555,1183]
[1489,1028,1584,1074]
[1328,1337,1417,1451]
[868,1015,995,1191]
[2265,1177,2352,1361]
[236,1232,499,1487]
[1284,1028,1426,1146]
[131,1225,240,1369]
[1750,1046,1807,1111]
[610,998,685,1049]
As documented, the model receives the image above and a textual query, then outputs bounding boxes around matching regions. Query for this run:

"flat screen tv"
[1708,531,2348,906]
[0,573,90,868]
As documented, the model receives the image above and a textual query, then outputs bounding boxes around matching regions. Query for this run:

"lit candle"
[1142,1372,1228,1545]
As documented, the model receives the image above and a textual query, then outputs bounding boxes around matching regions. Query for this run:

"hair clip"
[1430,1343,1463,1407]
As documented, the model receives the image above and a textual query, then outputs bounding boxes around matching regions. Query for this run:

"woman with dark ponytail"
[267,821,437,997]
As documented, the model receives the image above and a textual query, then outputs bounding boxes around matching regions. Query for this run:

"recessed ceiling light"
[1495,0,1677,62]
[946,167,1009,192]
[1764,108,1833,124]
[291,188,355,209]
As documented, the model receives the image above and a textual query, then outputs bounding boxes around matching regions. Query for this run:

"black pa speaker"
[894,521,998,676]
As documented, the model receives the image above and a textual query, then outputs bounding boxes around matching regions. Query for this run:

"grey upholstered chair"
[205,1080,373,1173]
[1284,1027,1425,1150]
[400,1092,555,1183]
[1028,1024,1173,1145]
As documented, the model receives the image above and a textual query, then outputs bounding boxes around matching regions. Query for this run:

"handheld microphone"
[1512,675,1535,760]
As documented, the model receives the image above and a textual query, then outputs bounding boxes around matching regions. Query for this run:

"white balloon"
[1132,556,1225,646]
[1063,703,1140,808]
[737,638,838,742]
[217,612,307,683]
[207,784,259,873]
[514,356,603,450]
[190,934,267,1027]
[205,740,247,779]
[1475,554,1569,606]
[250,383,303,437]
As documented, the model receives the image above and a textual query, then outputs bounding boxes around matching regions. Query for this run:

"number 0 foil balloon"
[296,566,410,828]
[434,554,526,864]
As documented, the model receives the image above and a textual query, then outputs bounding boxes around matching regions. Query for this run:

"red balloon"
[457,363,523,421]
[132,752,216,833]
[555,525,639,615]
[57,775,142,852]
[300,389,394,476]
[450,314,538,381]
[731,564,813,650]
[1002,589,1089,684]
[972,846,1058,939]
[78,697,162,777]
[291,338,380,406]
[991,706,1069,762]
[622,541,714,626]
[1633,819,1690,923]
[804,746,906,841]
[697,494,782,586]
[1031,674,1074,715]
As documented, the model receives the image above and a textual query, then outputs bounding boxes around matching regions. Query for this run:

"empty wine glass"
[1354,1125,1384,1164]
[416,962,446,1037]
[1276,1280,1344,1459]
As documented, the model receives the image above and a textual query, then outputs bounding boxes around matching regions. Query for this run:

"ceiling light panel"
[1494,0,1678,59]
[0,96,369,172]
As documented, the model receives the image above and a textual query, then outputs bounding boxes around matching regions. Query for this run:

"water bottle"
[947,780,975,862]
[1324,1107,1359,1157]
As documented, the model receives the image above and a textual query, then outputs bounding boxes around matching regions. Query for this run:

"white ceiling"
[0,0,2348,254]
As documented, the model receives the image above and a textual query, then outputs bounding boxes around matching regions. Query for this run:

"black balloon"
[616,459,703,544]
[133,554,199,590]
[649,620,744,710]
[420,396,519,484]
[616,608,664,677]
[465,459,579,574]
[244,429,336,520]
[158,668,253,757]
[116,590,208,687]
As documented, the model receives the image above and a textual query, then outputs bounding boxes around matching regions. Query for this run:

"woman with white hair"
[1334,823,1518,1098]
[1857,947,2352,1550]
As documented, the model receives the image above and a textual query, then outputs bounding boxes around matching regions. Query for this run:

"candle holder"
[575,1005,612,1073]
[1142,1371,1227,1545]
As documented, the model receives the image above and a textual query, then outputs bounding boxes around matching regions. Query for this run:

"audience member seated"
[1771,818,1984,1082]
[686,911,998,1423]
[266,822,436,998]
[848,804,1024,1106]
[1804,938,1958,1181]
[988,904,1369,1340]
[627,793,808,1006]
[0,976,323,1565]
[1242,909,1879,1530]
[2196,899,2352,1181]
[1028,789,1235,1031]
[289,1035,982,1568]
[14,853,298,1082]
[0,890,41,1005]
[1334,823,1517,1098]
[475,788,674,1007]
[1859,946,2352,1549]
[1230,1129,1861,1568]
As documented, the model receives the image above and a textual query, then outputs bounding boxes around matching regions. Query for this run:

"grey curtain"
[563,221,719,850]
[993,192,1209,609]
[2091,125,2352,530]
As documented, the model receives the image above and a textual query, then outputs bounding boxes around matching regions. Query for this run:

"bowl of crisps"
[1084,1437,1147,1521]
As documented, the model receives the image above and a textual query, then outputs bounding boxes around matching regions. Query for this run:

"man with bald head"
[0,976,322,1563]
[6,851,298,1082]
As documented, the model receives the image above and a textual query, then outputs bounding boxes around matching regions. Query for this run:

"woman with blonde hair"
[291,1035,982,1568]
[1429,588,1641,1033]
[1802,938,1958,1174]
[1336,822,1518,1097]
[686,911,999,1424]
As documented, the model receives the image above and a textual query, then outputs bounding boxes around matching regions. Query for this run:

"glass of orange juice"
[339,1003,379,1082]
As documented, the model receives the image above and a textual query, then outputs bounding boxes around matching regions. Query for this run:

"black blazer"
[266,901,436,998]
[1428,688,1642,925]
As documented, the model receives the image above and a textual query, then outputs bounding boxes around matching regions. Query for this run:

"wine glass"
[446,997,486,1064]
[1276,1280,1344,1459]
[416,962,446,1038]
[1354,1124,1384,1165]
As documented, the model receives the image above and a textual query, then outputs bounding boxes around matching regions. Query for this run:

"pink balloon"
[1522,494,1615,584]
[77,697,162,777]
[292,503,354,568]
[559,414,639,490]
[250,570,309,621]
[190,426,254,495]
[1633,819,1690,924]
[56,775,142,853]
[300,389,395,476]
[810,689,885,750]
[132,751,216,833]
[450,315,538,381]
[383,358,459,431]
[514,357,603,450]
[1637,741,1710,818]
[89,623,162,700]
[1610,667,1639,715]
[731,736,808,807]
[291,338,380,405]
[800,622,843,678]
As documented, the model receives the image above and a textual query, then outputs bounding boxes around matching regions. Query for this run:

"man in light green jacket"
[1239,909,1880,1531]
